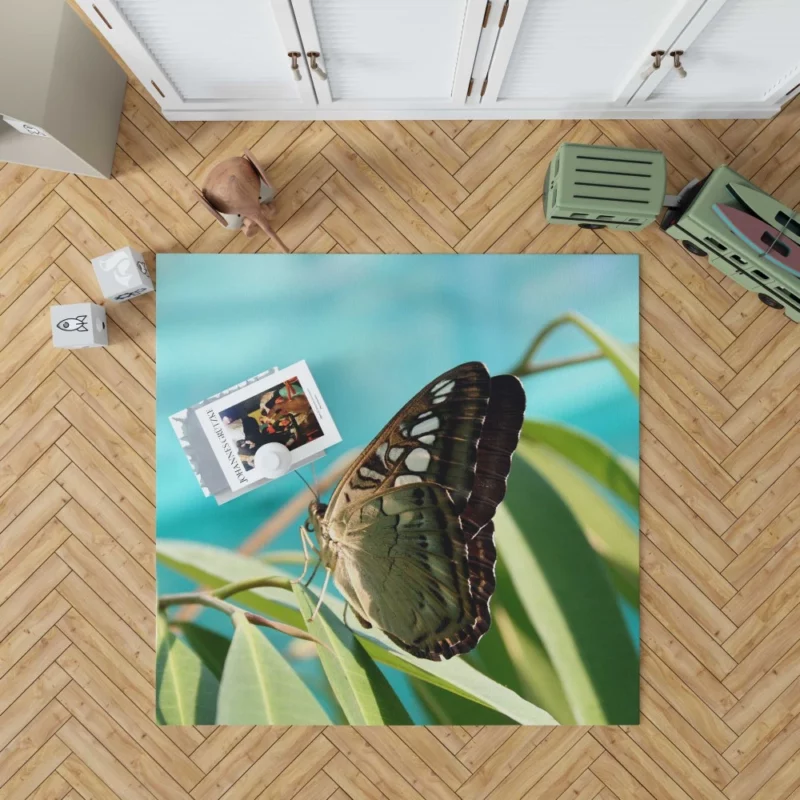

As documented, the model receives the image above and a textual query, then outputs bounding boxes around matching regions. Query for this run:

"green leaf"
[491,557,574,724]
[217,612,331,724]
[518,434,639,609]
[158,542,557,725]
[156,613,219,724]
[493,604,574,725]
[411,678,517,726]
[523,420,638,509]
[456,551,573,724]
[562,312,639,395]
[293,583,412,724]
[496,447,639,724]
[174,623,231,681]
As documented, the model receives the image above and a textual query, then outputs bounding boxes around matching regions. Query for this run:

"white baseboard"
[163,104,780,122]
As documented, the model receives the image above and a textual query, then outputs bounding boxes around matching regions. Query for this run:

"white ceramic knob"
[254,442,293,478]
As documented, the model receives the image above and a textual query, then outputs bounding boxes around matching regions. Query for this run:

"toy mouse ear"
[195,190,228,227]
[243,148,273,190]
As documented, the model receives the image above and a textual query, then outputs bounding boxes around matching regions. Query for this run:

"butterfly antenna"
[311,461,320,498]
[295,470,319,501]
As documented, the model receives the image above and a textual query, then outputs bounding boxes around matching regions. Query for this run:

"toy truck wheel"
[578,223,606,230]
[758,293,785,310]
[682,240,707,257]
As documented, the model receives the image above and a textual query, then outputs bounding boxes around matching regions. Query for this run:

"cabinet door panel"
[292,0,485,106]
[79,0,315,109]
[484,0,703,107]
[645,0,800,104]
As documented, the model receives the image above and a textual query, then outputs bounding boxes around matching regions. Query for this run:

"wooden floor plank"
[0,733,70,800]
[121,85,201,176]
[400,121,469,174]
[0,193,68,279]
[324,132,457,251]
[0,700,70,796]
[56,571,154,683]
[0,492,71,579]
[56,607,154,714]
[641,500,736,609]
[0,590,69,681]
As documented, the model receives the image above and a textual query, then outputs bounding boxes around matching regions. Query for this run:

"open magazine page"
[193,360,341,492]
[169,367,280,497]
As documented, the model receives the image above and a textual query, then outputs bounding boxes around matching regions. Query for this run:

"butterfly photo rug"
[155,253,640,727]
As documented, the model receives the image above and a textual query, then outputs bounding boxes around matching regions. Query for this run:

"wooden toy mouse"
[195,149,289,253]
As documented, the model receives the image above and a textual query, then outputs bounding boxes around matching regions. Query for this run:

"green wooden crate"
[661,165,800,322]
[544,143,667,231]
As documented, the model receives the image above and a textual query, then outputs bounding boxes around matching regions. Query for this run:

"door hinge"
[482,1,492,27]
[467,77,475,97]
[499,0,509,27]
[480,77,489,97]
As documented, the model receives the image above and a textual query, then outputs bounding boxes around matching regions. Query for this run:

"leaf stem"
[212,575,292,600]
[160,572,292,612]
[510,312,635,380]
[510,313,572,377]
[158,592,237,616]
[515,350,606,377]
[158,587,324,646]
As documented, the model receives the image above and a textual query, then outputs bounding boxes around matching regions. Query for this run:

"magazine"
[170,367,280,499]
[193,360,341,492]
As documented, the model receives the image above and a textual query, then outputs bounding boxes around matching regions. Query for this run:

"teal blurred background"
[156,253,639,719]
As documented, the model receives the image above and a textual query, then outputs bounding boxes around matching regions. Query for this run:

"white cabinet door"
[76,0,316,112]
[631,0,800,109]
[289,0,486,108]
[479,0,707,111]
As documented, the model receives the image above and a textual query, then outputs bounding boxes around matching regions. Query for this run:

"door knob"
[307,52,328,81]
[670,50,687,79]
[288,52,302,81]
[641,51,665,81]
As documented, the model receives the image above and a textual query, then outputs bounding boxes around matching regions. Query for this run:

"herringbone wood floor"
[4,37,800,799]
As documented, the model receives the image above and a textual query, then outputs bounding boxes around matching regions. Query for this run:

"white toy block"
[91,246,154,302]
[51,303,107,349]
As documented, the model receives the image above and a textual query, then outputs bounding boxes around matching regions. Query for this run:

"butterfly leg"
[304,557,321,587]
[292,525,319,585]
[308,568,332,622]
[342,602,372,630]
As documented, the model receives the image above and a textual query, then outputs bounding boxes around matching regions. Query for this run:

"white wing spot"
[418,411,433,420]
[433,380,455,396]
[359,467,384,481]
[433,395,447,404]
[411,417,439,436]
[419,434,435,444]
[388,447,404,462]
[395,475,422,486]
[376,442,388,464]
[405,448,431,472]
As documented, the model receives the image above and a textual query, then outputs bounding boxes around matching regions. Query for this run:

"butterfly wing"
[327,362,492,518]
[461,374,526,536]
[323,363,525,660]
[333,483,480,660]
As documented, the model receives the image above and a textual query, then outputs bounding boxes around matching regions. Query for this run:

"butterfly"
[305,362,525,661]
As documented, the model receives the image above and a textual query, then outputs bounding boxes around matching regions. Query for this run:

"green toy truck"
[660,165,800,323]
[544,142,800,323]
